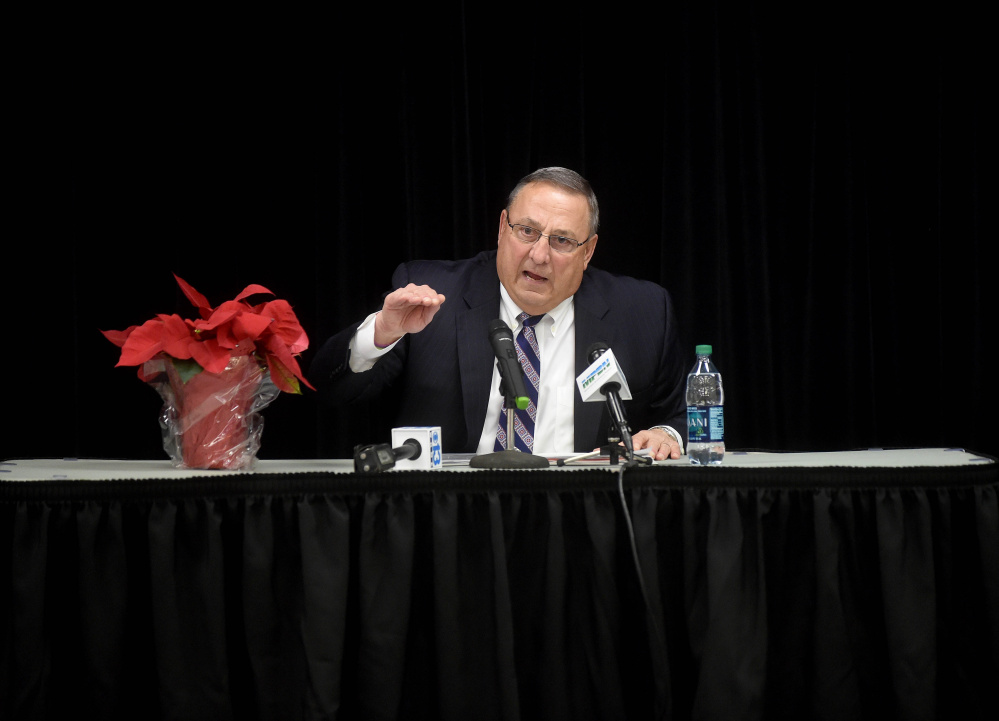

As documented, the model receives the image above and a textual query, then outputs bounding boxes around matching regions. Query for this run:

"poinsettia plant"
[102,274,315,393]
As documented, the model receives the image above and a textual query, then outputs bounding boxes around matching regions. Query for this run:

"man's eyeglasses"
[507,219,592,254]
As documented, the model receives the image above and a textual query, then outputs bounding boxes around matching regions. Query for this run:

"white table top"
[1,448,992,482]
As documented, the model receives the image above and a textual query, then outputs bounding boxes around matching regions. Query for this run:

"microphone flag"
[576,347,633,402]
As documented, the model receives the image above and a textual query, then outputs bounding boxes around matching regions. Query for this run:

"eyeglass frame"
[505,213,594,254]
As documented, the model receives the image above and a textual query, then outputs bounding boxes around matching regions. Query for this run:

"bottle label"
[687,406,724,443]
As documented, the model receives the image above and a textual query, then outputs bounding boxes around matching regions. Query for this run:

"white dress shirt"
[474,286,575,455]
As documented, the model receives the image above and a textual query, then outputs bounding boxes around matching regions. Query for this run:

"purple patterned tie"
[494,312,544,452]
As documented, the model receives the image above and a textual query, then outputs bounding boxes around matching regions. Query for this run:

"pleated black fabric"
[2,464,998,720]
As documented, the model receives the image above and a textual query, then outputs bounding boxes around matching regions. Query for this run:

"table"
[2,450,997,720]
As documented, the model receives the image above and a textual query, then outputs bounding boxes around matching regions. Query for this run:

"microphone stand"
[469,365,550,469]
[599,441,652,467]
[603,421,652,466]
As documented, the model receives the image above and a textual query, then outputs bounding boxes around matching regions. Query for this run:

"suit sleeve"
[618,281,688,441]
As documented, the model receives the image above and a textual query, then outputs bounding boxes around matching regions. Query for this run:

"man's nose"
[529,236,551,263]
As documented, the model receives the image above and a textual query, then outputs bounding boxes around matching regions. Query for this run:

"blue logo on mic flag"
[581,358,611,390]
[430,429,441,466]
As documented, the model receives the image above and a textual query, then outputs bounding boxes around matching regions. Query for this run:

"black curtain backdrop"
[6,3,994,463]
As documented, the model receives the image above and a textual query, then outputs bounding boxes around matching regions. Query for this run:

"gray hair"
[506,167,600,236]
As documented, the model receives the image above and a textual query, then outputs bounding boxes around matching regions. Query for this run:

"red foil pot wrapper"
[141,354,279,470]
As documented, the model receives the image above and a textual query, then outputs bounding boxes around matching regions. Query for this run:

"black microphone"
[587,341,634,455]
[489,319,530,411]
[353,438,422,473]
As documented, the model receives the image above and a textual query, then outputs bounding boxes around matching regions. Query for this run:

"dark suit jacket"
[310,250,688,453]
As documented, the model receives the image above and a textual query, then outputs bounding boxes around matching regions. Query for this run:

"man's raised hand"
[373,284,446,347]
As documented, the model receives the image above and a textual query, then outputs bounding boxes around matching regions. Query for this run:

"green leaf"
[171,357,204,384]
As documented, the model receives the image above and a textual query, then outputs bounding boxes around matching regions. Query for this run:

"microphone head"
[488,318,530,409]
[489,318,514,341]
[587,341,610,363]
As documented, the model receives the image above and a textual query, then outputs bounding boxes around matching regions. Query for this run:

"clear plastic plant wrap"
[141,353,280,470]
[103,275,312,469]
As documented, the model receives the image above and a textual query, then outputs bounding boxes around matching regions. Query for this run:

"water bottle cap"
[695,344,713,355]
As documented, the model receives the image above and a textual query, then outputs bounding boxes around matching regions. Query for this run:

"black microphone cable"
[615,461,671,720]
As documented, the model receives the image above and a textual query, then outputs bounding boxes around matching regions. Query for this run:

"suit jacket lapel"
[572,273,612,451]
[457,258,502,448]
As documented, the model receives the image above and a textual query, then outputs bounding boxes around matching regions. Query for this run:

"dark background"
[6,3,994,462]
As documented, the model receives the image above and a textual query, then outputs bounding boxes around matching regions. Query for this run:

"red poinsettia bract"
[102,274,315,394]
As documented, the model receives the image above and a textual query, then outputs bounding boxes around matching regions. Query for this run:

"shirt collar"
[498,284,574,337]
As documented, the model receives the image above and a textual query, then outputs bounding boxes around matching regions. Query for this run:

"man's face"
[496,182,598,316]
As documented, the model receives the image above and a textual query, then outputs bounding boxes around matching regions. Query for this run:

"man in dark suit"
[311,168,687,458]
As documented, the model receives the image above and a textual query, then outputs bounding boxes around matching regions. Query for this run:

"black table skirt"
[3,463,998,720]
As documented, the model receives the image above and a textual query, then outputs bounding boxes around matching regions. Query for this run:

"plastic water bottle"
[686,345,725,464]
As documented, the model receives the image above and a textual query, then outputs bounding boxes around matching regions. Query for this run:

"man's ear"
[582,234,599,268]
[497,209,508,246]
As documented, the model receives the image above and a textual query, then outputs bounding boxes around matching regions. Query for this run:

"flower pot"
[144,354,279,470]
